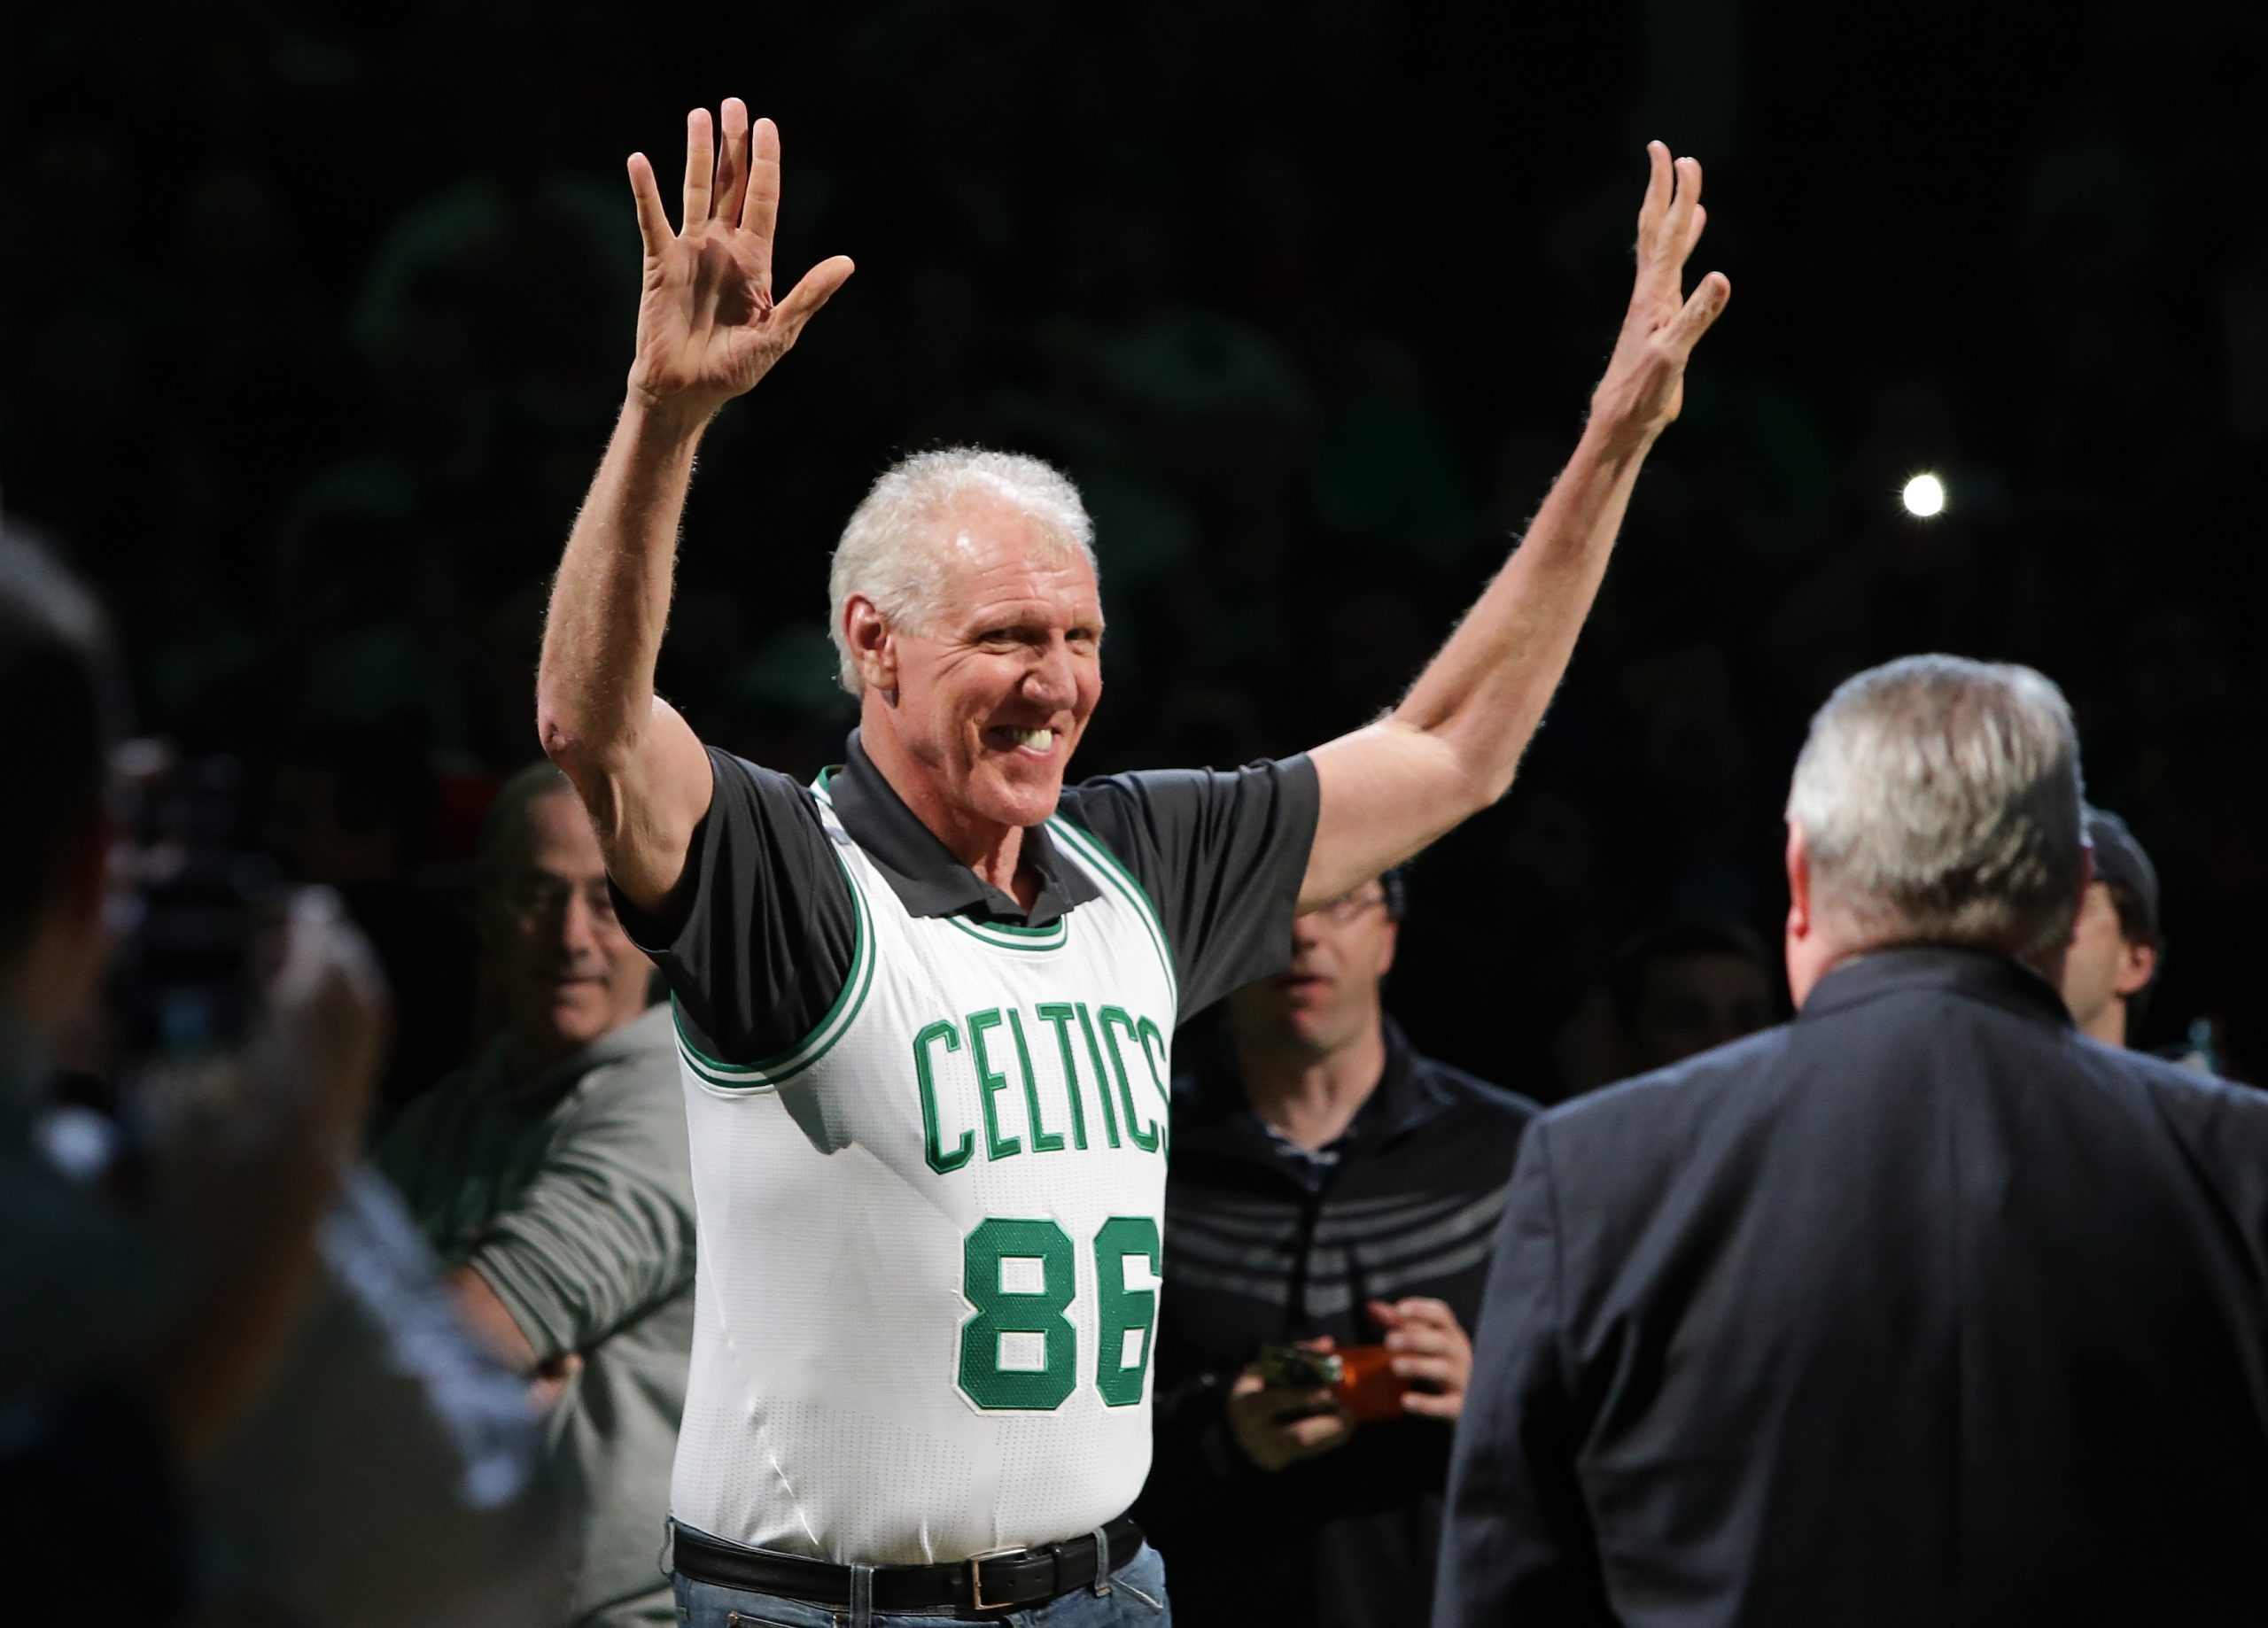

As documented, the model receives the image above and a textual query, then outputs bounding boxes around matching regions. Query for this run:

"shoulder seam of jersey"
[674,844,875,1089]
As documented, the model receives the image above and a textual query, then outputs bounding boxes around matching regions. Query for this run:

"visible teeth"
[1014,728,1052,749]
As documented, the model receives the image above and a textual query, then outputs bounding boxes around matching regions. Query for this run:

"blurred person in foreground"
[0,538,384,1619]
[1438,655,2268,1627]
[377,762,694,1627]
[2059,803,2161,1050]
[1140,870,1535,1628]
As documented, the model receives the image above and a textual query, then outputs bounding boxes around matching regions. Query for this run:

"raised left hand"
[1370,1297,1473,1421]
[1585,142,1731,456]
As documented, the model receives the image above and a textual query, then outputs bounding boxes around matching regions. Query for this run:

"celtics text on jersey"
[666,784,1178,1564]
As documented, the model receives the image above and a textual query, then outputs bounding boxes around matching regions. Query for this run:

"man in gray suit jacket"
[1437,655,2268,1628]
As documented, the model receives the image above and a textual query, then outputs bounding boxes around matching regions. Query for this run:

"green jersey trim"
[944,913,1072,952]
[673,840,876,1090]
[1046,816,1179,1012]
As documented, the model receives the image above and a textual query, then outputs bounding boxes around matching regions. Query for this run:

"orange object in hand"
[1332,1343,1410,1423]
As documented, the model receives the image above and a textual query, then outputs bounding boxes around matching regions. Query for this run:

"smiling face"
[486,789,654,1077]
[850,494,1105,838]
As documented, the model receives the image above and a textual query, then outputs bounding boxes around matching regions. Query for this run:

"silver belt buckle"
[965,1544,1022,1612]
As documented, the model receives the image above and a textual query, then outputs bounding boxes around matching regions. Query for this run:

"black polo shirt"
[616,731,1322,1064]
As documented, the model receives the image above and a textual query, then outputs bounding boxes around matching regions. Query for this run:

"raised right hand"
[625,98,854,418]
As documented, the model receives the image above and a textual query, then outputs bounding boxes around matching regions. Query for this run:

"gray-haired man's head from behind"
[1785,655,2087,965]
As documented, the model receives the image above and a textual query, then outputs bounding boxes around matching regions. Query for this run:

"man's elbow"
[535,694,627,785]
[535,703,588,772]
[1441,742,1520,825]
[1384,712,1525,825]
[1444,713,1538,816]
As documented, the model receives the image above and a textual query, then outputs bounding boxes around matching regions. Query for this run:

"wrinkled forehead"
[924,493,1101,624]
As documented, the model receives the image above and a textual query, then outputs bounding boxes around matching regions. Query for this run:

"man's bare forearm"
[1392,420,1654,806]
[537,395,709,770]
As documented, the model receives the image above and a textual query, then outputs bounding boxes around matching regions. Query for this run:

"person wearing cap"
[2060,803,2162,1050]
[1140,869,1537,1628]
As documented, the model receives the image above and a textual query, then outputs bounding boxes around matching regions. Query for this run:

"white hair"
[827,447,1098,694]
[1785,654,2086,959]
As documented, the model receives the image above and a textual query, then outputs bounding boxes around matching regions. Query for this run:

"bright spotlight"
[1901,473,1946,518]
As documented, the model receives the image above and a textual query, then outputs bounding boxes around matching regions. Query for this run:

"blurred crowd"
[4,2,2264,1095]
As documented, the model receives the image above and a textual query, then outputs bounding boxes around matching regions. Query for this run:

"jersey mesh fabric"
[667,786,1178,1563]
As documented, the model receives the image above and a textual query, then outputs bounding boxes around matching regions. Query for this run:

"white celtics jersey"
[667,780,1179,1563]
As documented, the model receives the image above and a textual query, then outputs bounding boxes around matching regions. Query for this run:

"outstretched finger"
[1664,155,1702,260]
[1666,269,1732,352]
[1638,140,1673,235]
[626,153,672,257]
[775,253,857,338]
[742,116,782,244]
[1683,201,1709,261]
[715,98,751,229]
[682,107,715,229]
[1390,1353,1459,1386]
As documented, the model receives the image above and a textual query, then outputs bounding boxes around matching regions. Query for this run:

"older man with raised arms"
[537,97,1727,1627]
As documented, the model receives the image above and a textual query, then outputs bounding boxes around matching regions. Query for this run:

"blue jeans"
[672,1538,1169,1628]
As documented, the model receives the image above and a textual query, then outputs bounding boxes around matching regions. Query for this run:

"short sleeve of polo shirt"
[608,748,859,1065]
[1054,755,1320,1017]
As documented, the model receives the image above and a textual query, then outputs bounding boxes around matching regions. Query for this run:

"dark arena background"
[4,0,2262,1103]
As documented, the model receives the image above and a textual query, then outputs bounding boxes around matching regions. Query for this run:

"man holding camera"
[1141,871,1534,1628]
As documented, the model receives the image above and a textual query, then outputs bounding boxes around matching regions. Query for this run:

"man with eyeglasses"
[377,762,694,1628]
[1138,871,1537,1628]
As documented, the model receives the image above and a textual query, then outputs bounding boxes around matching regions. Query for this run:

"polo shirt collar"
[1358,1017,1443,1143]
[823,730,1102,927]
[1182,1015,1441,1168]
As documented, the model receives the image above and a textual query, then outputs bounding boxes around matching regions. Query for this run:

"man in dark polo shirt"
[1143,870,1535,1628]
[536,97,1726,1625]
[1439,656,2268,1627]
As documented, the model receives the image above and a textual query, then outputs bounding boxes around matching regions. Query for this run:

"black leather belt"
[672,1516,1145,1616]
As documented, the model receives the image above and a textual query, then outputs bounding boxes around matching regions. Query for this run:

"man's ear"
[844,595,897,700]
[2115,940,2158,1000]
[1784,823,1812,942]
[1783,821,1820,1009]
